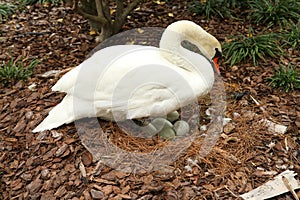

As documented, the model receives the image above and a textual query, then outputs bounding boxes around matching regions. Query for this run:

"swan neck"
[159,30,201,74]
[159,27,215,91]
[159,31,182,53]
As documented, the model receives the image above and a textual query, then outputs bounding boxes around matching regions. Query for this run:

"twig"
[250,94,274,121]
[95,0,104,18]
[215,147,241,164]
[73,0,78,10]
[282,176,299,200]
[77,8,107,24]
[74,0,107,24]
[224,185,239,198]
[0,89,17,97]
[249,95,267,114]
[102,0,111,22]
[115,0,124,20]
[122,0,143,18]
[56,67,73,77]
[0,152,6,163]
[113,0,143,32]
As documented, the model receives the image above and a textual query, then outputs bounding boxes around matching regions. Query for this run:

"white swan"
[33,20,222,132]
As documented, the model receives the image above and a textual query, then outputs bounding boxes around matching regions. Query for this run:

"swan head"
[162,20,222,74]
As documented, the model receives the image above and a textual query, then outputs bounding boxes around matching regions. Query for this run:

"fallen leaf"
[57,18,64,23]
[168,13,174,17]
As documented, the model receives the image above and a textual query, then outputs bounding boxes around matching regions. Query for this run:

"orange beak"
[213,57,220,75]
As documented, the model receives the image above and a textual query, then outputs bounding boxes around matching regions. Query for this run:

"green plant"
[267,64,300,92]
[0,58,38,86]
[0,3,16,21]
[222,30,283,66]
[284,20,300,50]
[248,0,300,26]
[188,0,229,19]
[20,0,63,5]
[188,0,249,19]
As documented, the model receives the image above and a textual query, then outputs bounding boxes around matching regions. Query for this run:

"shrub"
[266,64,300,92]
[0,58,38,86]
[283,20,300,50]
[0,3,16,21]
[222,30,283,66]
[20,0,63,6]
[188,0,249,19]
[248,0,300,26]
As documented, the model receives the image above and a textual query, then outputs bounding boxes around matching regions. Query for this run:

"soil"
[0,1,299,199]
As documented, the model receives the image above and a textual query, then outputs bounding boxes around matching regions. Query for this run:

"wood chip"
[93,178,116,185]
[90,189,104,199]
[81,151,93,166]
[79,161,86,178]
[54,185,67,197]
[55,143,68,157]
[26,178,42,194]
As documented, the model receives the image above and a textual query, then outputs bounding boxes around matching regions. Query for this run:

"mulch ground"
[0,1,299,199]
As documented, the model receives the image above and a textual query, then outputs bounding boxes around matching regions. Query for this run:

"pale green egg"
[151,117,173,132]
[158,126,176,139]
[141,123,157,135]
[174,120,190,136]
[167,111,179,122]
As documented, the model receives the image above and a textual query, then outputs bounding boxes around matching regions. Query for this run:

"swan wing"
[52,45,145,93]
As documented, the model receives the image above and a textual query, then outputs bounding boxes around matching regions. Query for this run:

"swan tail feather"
[32,95,74,132]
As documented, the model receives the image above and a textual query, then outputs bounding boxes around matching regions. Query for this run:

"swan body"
[33,20,222,132]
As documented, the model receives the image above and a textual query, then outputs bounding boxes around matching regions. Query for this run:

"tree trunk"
[74,0,143,43]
